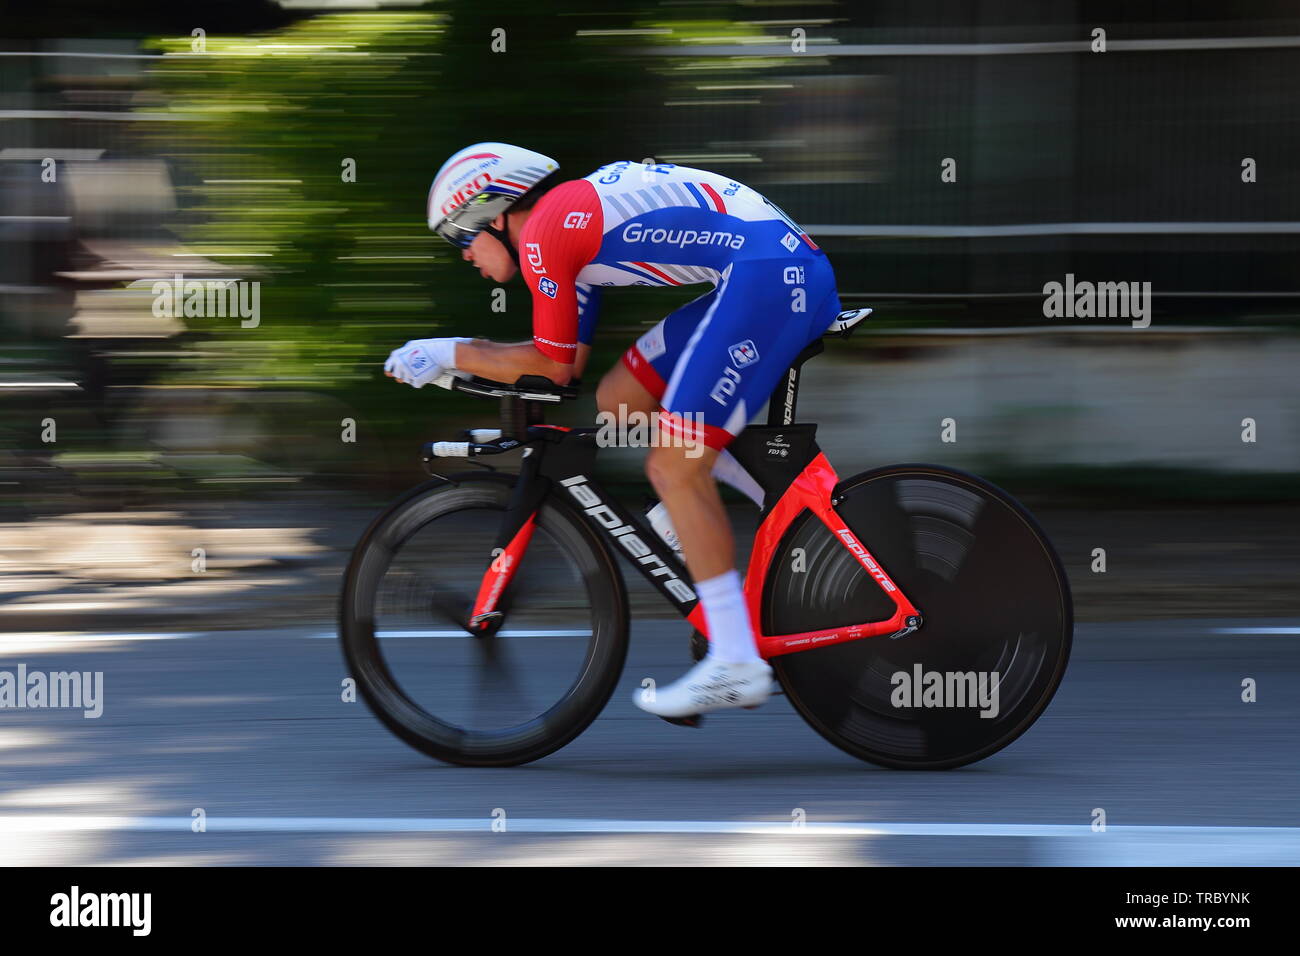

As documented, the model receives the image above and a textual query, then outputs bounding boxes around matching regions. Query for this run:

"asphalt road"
[2,616,1298,866]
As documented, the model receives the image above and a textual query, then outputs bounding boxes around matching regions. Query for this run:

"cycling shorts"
[620,252,841,451]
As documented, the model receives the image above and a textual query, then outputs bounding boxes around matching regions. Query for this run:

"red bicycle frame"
[464,430,921,659]
[739,452,920,658]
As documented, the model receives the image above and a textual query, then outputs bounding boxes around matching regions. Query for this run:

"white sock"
[696,569,761,663]
[711,450,764,508]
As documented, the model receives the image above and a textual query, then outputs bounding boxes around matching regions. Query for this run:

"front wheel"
[339,473,629,766]
[764,464,1072,770]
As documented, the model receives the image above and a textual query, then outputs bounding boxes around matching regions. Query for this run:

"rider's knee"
[595,370,627,416]
[645,443,712,494]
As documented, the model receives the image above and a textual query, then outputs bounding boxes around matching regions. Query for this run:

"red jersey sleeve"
[517,179,603,364]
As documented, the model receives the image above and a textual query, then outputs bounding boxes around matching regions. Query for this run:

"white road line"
[0,816,1296,837]
[2,632,201,645]
[4,818,1296,863]
[1213,626,1300,634]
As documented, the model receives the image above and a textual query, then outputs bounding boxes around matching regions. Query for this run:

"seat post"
[766,338,823,426]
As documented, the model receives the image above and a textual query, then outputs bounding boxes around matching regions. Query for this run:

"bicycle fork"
[466,449,550,633]
[464,428,705,636]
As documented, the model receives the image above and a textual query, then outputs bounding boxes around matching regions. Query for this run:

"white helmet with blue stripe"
[427,142,559,249]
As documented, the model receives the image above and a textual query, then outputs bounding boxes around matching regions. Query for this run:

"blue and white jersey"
[576,161,821,289]
[519,161,826,363]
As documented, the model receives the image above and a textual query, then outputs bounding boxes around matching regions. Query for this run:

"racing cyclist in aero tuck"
[385,143,844,719]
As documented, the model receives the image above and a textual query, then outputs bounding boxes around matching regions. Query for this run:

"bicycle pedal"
[658,714,704,728]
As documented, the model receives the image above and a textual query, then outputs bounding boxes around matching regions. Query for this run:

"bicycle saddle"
[825,307,872,337]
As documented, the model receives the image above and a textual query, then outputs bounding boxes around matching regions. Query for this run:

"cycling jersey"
[519,161,841,449]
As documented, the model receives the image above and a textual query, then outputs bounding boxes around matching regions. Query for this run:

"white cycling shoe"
[634,656,774,718]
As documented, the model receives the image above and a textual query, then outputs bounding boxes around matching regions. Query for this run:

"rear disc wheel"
[765,464,1072,769]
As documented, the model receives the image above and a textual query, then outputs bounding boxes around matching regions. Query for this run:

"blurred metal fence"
[637,12,1300,300]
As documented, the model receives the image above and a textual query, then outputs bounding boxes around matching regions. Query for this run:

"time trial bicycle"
[339,308,1073,768]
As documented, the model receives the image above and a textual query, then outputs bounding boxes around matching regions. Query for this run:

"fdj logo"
[525,242,545,272]
[537,277,558,299]
[729,340,759,368]
[710,367,741,406]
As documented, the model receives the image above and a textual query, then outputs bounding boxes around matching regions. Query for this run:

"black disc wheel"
[765,464,1072,769]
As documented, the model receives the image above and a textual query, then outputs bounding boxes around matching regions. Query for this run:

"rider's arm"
[449,181,602,386]
[517,181,603,380]
[453,338,573,384]
[570,283,601,380]
[572,343,592,379]
[451,275,601,383]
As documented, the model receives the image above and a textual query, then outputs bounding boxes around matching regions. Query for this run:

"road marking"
[2,632,201,646]
[312,630,592,639]
[1213,626,1300,634]
[0,816,1296,837]
[2,817,1295,864]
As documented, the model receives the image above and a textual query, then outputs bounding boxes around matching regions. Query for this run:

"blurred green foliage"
[141,3,675,486]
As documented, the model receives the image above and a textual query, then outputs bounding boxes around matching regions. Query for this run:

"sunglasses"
[433,192,517,248]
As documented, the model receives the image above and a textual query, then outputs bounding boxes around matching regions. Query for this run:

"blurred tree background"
[4,0,1300,504]
[136,2,672,490]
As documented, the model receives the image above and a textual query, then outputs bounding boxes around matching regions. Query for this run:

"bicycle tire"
[339,472,629,766]
[764,464,1072,770]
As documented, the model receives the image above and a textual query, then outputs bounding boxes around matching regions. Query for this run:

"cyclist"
[386,143,843,718]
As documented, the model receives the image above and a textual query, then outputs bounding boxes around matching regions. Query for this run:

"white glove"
[385,337,469,388]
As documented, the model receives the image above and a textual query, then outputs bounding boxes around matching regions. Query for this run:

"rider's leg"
[645,441,761,664]
[595,356,658,420]
[645,443,729,579]
[629,255,843,716]
[647,257,840,661]
[602,334,764,665]
[600,344,764,507]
